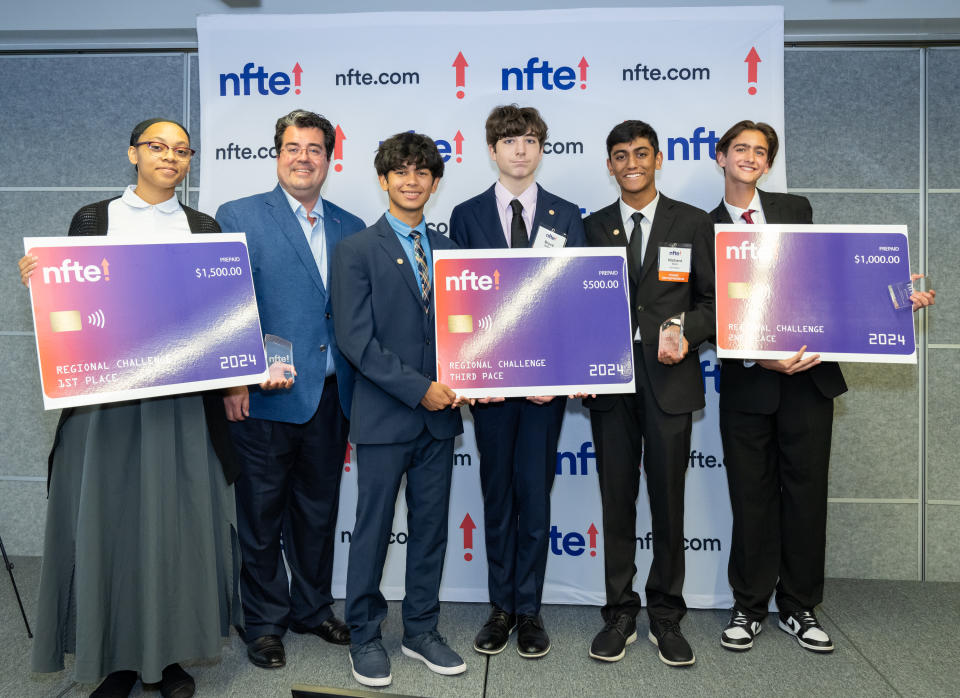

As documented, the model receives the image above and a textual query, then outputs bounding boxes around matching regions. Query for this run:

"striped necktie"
[410,231,431,314]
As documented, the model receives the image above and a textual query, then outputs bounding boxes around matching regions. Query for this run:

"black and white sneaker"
[778,609,834,653]
[720,610,762,651]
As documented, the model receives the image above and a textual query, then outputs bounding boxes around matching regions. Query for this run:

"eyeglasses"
[281,144,325,158]
[135,141,196,159]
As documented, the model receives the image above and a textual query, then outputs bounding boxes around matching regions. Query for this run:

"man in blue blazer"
[332,132,466,688]
[215,110,365,670]
[450,105,586,659]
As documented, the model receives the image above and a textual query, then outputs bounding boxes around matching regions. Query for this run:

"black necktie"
[627,211,645,272]
[509,199,528,249]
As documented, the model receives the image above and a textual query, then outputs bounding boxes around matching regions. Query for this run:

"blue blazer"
[449,183,586,249]
[331,215,463,445]
[216,184,365,424]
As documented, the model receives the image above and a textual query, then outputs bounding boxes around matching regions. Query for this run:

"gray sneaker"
[402,630,467,675]
[349,639,392,687]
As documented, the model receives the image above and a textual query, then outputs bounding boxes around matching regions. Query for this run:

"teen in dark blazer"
[332,132,466,688]
[584,120,714,668]
[710,120,933,654]
[449,106,585,659]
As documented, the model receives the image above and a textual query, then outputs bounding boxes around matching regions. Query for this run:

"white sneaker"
[721,610,762,651]
[778,609,834,653]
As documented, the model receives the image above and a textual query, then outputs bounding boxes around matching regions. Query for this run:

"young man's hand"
[755,345,821,374]
[420,381,457,411]
[223,385,250,421]
[910,273,936,311]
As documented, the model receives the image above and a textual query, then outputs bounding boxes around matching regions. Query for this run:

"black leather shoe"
[589,614,637,662]
[90,670,138,698]
[648,618,695,666]
[290,616,351,645]
[516,614,551,658]
[160,663,195,698]
[247,634,286,669]
[473,606,517,655]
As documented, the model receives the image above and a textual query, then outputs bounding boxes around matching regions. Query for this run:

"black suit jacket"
[584,195,715,415]
[709,189,848,413]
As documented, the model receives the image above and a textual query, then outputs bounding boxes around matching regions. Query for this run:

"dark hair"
[374,132,444,179]
[485,105,548,148]
[130,118,190,146]
[273,109,336,158]
[716,120,779,167]
[605,120,659,156]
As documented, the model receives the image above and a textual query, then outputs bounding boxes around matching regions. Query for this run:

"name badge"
[532,226,567,249]
[658,243,692,282]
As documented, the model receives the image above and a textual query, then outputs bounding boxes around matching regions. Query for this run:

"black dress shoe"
[90,670,138,698]
[247,634,286,669]
[589,613,637,662]
[516,614,551,658]
[648,617,695,666]
[160,663,195,698]
[290,616,351,645]
[473,606,517,655]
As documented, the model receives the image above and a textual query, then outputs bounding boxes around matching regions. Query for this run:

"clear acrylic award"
[264,334,294,381]
[658,312,685,361]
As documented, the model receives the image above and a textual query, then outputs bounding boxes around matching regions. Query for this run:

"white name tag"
[658,243,692,282]
[532,226,567,249]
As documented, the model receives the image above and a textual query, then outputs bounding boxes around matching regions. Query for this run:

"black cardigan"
[46,197,241,487]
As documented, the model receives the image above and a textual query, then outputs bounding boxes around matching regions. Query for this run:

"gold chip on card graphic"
[49,310,82,332]
[727,282,751,299]
[447,315,474,333]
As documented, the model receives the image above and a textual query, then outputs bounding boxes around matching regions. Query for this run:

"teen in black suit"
[710,120,934,654]
[584,121,714,667]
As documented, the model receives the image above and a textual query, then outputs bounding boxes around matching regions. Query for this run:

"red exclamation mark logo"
[460,513,477,561]
[101,258,110,281]
[578,57,589,90]
[333,125,345,172]
[452,130,464,164]
[343,442,353,472]
[587,522,599,557]
[453,51,468,99]
[745,48,760,95]
[292,62,303,95]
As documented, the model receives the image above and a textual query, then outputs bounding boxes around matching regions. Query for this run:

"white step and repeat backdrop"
[198,6,785,608]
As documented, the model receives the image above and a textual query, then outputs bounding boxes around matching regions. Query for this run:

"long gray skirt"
[31,395,242,684]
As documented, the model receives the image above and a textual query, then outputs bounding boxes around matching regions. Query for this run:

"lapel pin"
[397,258,404,264]
[548,209,555,216]
[613,229,620,236]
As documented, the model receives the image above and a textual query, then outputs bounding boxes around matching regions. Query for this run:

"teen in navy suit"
[215,110,365,670]
[709,121,934,654]
[449,105,586,659]
[332,132,467,688]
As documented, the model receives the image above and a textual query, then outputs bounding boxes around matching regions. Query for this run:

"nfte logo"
[219,62,304,96]
[444,269,500,292]
[42,258,110,284]
[502,56,589,91]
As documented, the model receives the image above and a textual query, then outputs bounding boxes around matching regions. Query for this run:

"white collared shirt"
[619,192,660,258]
[723,190,766,225]
[494,180,537,247]
[106,185,190,237]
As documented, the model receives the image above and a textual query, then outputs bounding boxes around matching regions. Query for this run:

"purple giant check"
[25,233,269,409]
[434,248,635,397]
[715,224,916,363]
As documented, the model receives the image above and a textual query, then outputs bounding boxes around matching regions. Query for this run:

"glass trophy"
[264,334,294,381]
[658,312,685,361]
[888,280,914,311]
